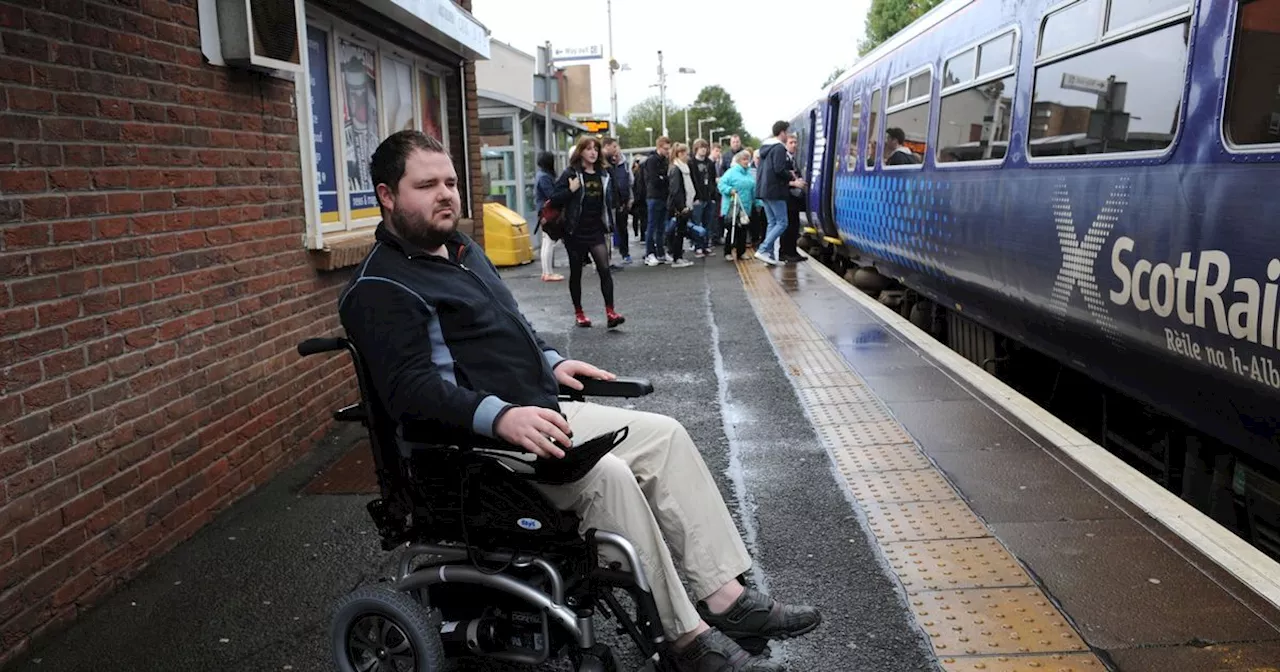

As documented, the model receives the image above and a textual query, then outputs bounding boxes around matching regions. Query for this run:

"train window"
[866,89,882,167]
[978,32,1015,76]
[945,49,977,87]
[937,75,1016,163]
[1224,0,1280,148]
[909,71,932,100]
[1039,0,1104,58]
[848,100,862,168]
[1106,0,1189,35]
[1029,19,1190,157]
[888,81,907,107]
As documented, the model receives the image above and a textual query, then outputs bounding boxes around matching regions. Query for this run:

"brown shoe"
[669,629,783,672]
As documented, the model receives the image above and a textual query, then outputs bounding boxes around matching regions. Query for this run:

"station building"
[0,0,490,660]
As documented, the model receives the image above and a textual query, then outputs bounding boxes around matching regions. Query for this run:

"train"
[785,0,1280,555]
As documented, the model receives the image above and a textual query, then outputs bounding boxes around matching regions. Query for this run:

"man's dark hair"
[886,127,906,144]
[771,120,790,137]
[370,130,448,195]
[602,136,618,146]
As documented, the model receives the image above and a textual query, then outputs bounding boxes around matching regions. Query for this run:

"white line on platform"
[802,258,1280,613]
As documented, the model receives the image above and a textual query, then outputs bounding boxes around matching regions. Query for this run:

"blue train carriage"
[796,0,1280,552]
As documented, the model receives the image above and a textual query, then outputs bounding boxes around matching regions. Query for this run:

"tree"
[858,0,945,55]
[822,66,848,89]
[616,85,757,149]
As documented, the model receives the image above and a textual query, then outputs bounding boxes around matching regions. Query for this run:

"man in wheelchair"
[335,130,820,671]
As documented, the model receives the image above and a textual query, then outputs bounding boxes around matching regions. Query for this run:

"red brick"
[23,379,68,410]
[93,169,129,190]
[74,242,113,267]
[57,269,99,297]
[66,318,106,346]
[68,364,108,396]
[17,143,61,167]
[53,441,96,475]
[14,510,61,556]
[11,90,54,114]
[51,219,92,244]
[3,224,49,249]
[51,566,95,608]
[107,192,142,214]
[0,307,36,336]
[23,196,68,220]
[41,348,84,378]
[0,361,42,395]
[61,144,102,167]
[3,33,48,61]
[100,263,137,286]
[31,249,74,275]
[7,460,54,499]
[0,446,27,480]
[12,277,59,305]
[86,337,123,365]
[0,141,12,164]
[68,195,106,217]
[35,299,78,328]
[60,486,103,527]
[1,114,41,139]
[0,170,48,193]
[0,4,22,29]
[101,468,138,500]
[49,169,91,190]
[81,290,123,318]
[32,471,77,515]
[78,456,116,492]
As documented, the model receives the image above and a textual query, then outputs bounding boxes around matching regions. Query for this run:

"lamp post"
[645,127,653,145]
[710,127,725,145]
[654,55,695,138]
[698,116,717,141]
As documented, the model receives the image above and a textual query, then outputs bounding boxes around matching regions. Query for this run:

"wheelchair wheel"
[571,643,618,672]
[332,585,444,672]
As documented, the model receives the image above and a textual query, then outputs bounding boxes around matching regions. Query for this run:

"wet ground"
[6,247,937,672]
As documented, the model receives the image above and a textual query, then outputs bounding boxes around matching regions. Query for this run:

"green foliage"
[858,0,946,56]
[822,66,848,89]
[617,85,758,149]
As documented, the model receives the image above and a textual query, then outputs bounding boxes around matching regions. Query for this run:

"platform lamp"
[698,116,717,142]
[710,127,725,145]
[645,127,654,145]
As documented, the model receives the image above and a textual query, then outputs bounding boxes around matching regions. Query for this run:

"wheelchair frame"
[298,337,671,672]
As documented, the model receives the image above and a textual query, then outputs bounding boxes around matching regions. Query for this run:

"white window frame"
[1220,0,1280,155]
[936,26,1021,169]
[301,7,458,243]
[883,64,934,171]
[1027,0,1194,165]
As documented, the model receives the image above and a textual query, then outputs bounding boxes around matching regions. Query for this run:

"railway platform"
[6,248,1280,672]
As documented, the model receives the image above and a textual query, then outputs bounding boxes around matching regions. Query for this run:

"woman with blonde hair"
[548,136,624,328]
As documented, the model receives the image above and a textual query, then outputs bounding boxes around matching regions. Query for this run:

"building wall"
[474,40,534,104]
[0,0,485,661]
[561,64,593,117]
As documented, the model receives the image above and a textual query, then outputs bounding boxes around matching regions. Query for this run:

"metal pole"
[684,108,689,145]
[608,0,618,131]
[657,50,667,137]
[545,40,554,166]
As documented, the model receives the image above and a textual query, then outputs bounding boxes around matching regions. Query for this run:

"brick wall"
[0,0,358,662]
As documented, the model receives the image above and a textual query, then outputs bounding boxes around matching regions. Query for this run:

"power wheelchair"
[298,336,678,672]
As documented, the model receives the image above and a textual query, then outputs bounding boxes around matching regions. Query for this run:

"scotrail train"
[786,0,1280,555]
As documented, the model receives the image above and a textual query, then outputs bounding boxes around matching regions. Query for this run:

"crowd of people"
[532,122,810,329]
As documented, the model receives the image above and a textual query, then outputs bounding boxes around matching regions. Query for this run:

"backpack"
[538,200,565,241]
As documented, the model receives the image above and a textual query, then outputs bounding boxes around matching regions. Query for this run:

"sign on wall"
[307,27,340,224]
[552,45,604,62]
[339,38,381,220]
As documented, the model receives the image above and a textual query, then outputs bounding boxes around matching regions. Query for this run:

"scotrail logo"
[1048,176,1132,347]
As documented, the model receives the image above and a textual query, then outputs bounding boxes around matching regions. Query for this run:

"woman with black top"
[549,136,625,329]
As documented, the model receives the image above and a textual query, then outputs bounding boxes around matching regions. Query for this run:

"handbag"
[538,200,565,241]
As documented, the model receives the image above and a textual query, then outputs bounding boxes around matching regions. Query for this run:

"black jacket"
[690,156,716,202]
[549,167,615,236]
[642,152,669,201]
[338,224,565,442]
[755,138,792,201]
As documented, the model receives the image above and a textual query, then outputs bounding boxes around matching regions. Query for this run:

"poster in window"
[420,70,444,143]
[386,59,415,133]
[307,26,340,224]
[338,38,380,220]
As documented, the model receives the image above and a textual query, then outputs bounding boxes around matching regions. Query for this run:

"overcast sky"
[470,0,874,138]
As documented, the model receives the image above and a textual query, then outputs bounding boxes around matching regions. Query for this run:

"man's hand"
[555,359,616,391]
[495,406,571,459]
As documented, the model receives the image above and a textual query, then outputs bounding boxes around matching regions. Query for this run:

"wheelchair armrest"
[334,404,367,423]
[560,377,654,399]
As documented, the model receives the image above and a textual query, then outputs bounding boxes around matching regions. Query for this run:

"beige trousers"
[536,402,753,639]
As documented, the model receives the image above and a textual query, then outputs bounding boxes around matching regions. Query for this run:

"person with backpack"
[533,151,564,283]
[548,137,625,329]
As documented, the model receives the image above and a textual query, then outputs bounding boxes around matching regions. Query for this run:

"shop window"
[1030,14,1190,158]
[304,12,455,236]
[1224,0,1280,148]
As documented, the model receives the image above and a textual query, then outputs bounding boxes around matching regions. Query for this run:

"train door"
[806,107,825,231]
[803,109,819,228]
[818,93,841,240]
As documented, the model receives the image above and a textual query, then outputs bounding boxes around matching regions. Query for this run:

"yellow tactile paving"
[883,539,1034,591]
[831,443,933,473]
[940,653,1104,671]
[845,468,960,504]
[735,261,1107,669]
[908,587,1089,655]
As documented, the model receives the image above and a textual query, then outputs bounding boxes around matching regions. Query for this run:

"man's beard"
[391,206,456,251]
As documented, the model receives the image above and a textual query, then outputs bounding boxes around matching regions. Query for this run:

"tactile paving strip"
[883,539,1034,591]
[908,587,1089,655]
[736,262,1105,669]
[940,653,1104,671]
[863,500,991,542]
[804,398,892,425]
[845,469,959,504]
[814,421,914,448]
[831,443,932,473]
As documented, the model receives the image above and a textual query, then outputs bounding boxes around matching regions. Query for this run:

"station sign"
[582,119,611,134]
[553,45,605,62]
[1060,73,1109,95]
